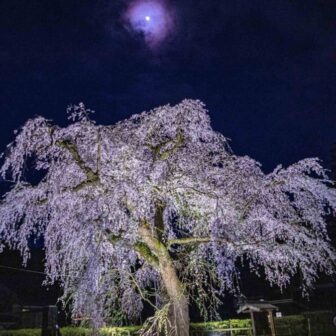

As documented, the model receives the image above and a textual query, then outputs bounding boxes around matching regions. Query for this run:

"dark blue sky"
[1,0,336,172]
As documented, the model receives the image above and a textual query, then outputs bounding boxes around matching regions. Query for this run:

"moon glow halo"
[124,0,175,48]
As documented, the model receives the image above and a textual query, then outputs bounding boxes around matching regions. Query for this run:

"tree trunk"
[159,257,189,336]
[138,222,190,336]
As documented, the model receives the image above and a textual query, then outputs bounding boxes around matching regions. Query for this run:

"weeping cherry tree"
[0,100,336,335]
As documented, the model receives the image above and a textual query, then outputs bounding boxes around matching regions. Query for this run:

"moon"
[123,0,175,49]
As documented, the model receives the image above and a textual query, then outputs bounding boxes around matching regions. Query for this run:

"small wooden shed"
[237,301,278,336]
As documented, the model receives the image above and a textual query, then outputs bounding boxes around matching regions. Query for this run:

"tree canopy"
[0,100,335,333]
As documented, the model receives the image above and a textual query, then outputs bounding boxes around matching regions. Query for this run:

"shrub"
[303,311,335,336]
[61,326,141,336]
[60,327,92,336]
[190,319,252,332]
[274,315,307,336]
[100,326,141,335]
[0,327,142,336]
[0,329,40,336]
[275,311,336,336]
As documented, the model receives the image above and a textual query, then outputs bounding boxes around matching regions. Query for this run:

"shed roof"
[237,302,278,314]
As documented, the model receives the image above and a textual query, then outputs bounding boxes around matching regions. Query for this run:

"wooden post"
[267,310,276,336]
[250,312,256,336]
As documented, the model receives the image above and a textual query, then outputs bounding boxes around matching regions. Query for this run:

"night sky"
[1,0,336,172]
[1,0,336,316]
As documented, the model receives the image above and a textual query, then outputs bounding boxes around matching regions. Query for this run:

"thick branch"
[138,221,167,257]
[167,235,288,251]
[105,229,159,267]
[56,139,99,187]
[154,200,165,241]
[147,129,185,161]
[167,236,234,248]
[134,241,159,267]
[167,237,212,247]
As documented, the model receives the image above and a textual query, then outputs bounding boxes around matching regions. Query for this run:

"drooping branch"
[126,270,159,310]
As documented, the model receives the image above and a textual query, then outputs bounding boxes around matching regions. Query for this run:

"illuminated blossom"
[0,100,335,333]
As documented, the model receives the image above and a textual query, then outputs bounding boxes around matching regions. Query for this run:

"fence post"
[307,317,311,336]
